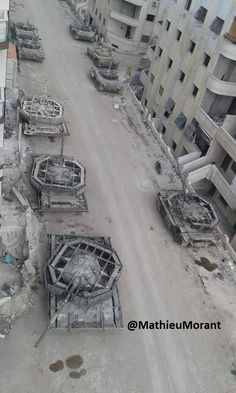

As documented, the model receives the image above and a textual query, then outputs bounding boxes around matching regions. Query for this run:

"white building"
[0,0,9,197]
[88,0,159,53]
[140,0,236,246]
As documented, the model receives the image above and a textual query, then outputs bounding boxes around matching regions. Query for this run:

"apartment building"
[140,0,236,246]
[0,0,9,197]
[88,0,159,53]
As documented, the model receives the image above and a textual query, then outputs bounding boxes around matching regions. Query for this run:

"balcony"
[217,126,236,162]
[221,36,236,61]
[206,74,236,96]
[146,45,156,62]
[187,164,236,210]
[195,107,218,139]
[110,10,139,27]
[140,69,149,85]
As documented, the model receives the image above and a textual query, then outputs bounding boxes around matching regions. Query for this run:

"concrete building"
[0,0,9,198]
[140,0,236,246]
[88,0,159,53]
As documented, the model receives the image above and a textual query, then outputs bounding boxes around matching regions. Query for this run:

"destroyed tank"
[157,191,219,246]
[70,23,96,41]
[18,40,44,62]
[90,67,123,93]
[87,46,119,69]
[13,22,39,40]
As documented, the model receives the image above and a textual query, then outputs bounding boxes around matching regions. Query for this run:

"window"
[150,73,155,84]
[231,161,236,173]
[103,17,106,25]
[146,14,155,22]
[164,97,175,117]
[210,17,224,35]
[168,58,173,69]
[194,6,207,23]
[203,53,210,67]
[192,85,198,97]
[159,85,164,96]
[99,12,102,20]
[95,8,98,15]
[219,195,228,207]
[221,154,231,171]
[161,125,166,134]
[175,112,187,129]
[189,40,196,53]
[152,110,156,118]
[158,47,163,57]
[172,141,177,151]
[179,71,185,82]
[144,98,148,106]
[176,29,182,41]
[158,20,163,25]
[185,0,192,11]
[141,35,150,43]
[166,20,170,31]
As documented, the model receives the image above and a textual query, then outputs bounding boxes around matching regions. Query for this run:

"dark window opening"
[231,161,236,173]
[185,0,192,11]
[159,85,164,96]
[189,40,196,53]
[221,154,231,171]
[161,125,166,134]
[210,16,224,35]
[146,14,155,22]
[150,73,155,84]
[164,97,175,117]
[144,98,148,106]
[141,34,150,43]
[203,53,210,67]
[152,110,156,118]
[172,141,177,151]
[176,29,182,41]
[175,112,187,129]
[219,195,228,207]
[125,25,131,39]
[158,47,163,57]
[208,184,216,196]
[179,71,185,82]
[168,58,173,69]
[195,127,211,155]
[192,85,198,97]
[194,6,207,23]
[158,20,163,25]
[95,8,98,15]
[166,20,170,31]
[99,12,102,20]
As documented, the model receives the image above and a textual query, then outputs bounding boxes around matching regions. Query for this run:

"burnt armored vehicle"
[13,22,39,40]
[70,22,96,41]
[157,191,219,246]
[35,234,123,346]
[17,38,44,62]
[31,155,88,212]
[87,46,119,69]
[90,67,123,93]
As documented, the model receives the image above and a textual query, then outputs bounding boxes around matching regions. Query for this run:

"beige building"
[88,0,159,53]
[140,0,236,244]
[0,0,9,197]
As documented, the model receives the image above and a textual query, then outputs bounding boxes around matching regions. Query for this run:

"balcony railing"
[110,10,139,27]
[207,74,236,96]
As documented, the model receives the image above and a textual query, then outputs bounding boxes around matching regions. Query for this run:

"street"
[1,0,236,392]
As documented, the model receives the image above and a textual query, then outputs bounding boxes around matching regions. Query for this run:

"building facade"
[140,0,236,245]
[88,0,159,53]
[0,0,9,197]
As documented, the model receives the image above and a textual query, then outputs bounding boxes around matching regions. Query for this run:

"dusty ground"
[1,0,236,392]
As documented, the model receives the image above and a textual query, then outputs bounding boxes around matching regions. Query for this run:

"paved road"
[1,0,235,392]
